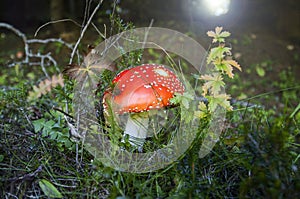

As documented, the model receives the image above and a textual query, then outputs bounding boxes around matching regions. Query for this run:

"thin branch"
[27,38,73,50]
[0,23,29,62]
[91,22,106,39]
[109,0,119,36]
[34,19,82,37]
[69,0,104,65]
[1,22,73,76]
[5,165,43,182]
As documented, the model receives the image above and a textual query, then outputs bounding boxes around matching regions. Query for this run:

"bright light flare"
[203,0,231,16]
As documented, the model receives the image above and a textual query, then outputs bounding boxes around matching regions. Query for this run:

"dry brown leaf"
[28,74,64,101]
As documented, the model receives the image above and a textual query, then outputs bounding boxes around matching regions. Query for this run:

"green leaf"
[26,72,35,80]
[208,46,232,64]
[170,92,193,108]
[208,94,232,112]
[32,118,46,132]
[290,103,300,118]
[0,74,8,84]
[43,120,56,131]
[182,93,194,109]
[207,47,221,63]
[194,101,208,118]
[256,65,265,77]
[39,179,63,198]
[223,135,245,146]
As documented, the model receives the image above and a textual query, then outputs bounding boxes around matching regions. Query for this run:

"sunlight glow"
[203,0,231,16]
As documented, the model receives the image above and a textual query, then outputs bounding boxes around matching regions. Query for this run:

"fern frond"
[28,74,64,101]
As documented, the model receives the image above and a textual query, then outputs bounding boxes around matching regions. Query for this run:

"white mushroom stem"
[123,112,149,152]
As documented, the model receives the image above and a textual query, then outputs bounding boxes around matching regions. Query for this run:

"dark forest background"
[0,0,299,42]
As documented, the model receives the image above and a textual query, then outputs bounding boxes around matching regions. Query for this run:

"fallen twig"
[69,0,105,65]
[0,22,74,77]
[5,165,43,182]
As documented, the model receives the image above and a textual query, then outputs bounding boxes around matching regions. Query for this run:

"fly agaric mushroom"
[103,64,184,152]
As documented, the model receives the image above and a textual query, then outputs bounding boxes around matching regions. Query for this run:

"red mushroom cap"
[104,64,184,114]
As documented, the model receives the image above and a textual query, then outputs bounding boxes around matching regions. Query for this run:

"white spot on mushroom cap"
[153,68,169,77]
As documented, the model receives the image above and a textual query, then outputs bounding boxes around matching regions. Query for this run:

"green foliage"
[170,92,195,123]
[39,179,63,198]
[236,110,300,198]
[255,64,266,77]
[196,27,242,118]
[272,67,299,103]
[32,113,74,152]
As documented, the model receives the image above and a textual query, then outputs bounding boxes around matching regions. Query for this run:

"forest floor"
[0,20,299,198]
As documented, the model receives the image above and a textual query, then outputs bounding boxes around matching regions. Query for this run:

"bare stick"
[0,23,29,62]
[34,18,81,37]
[0,22,73,76]
[28,38,73,50]
[69,0,104,65]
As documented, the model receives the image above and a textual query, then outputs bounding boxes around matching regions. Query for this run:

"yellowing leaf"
[219,31,231,38]
[220,63,234,78]
[28,74,64,101]
[223,59,242,71]
[218,59,241,78]
[215,26,223,35]
[207,27,229,43]
[200,73,225,96]
[207,30,216,38]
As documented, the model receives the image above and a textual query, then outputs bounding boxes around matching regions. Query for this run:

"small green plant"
[38,179,63,198]
[32,110,75,152]
[196,27,242,117]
